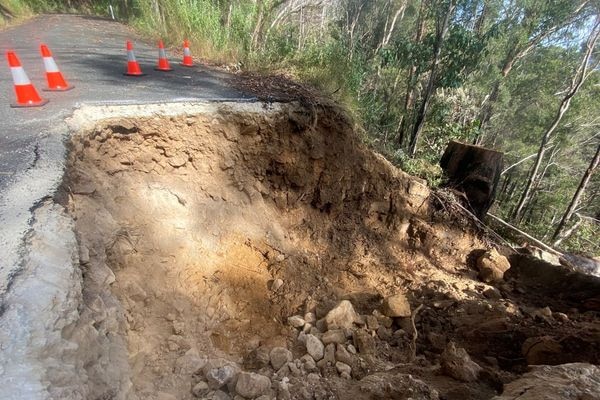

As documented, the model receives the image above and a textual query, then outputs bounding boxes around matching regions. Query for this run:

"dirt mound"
[58,102,599,400]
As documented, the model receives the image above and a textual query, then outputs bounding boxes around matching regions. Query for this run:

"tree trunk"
[473,1,590,145]
[408,0,456,157]
[396,1,426,149]
[513,18,600,222]
[440,141,504,218]
[552,142,600,243]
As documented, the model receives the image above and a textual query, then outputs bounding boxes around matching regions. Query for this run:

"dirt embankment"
[57,102,599,400]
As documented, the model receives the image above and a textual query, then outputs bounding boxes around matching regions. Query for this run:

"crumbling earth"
[57,102,599,400]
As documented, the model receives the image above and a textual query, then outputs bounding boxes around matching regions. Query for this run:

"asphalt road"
[0,14,251,190]
[0,14,253,299]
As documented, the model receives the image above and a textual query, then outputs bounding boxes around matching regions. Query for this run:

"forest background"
[2,0,599,255]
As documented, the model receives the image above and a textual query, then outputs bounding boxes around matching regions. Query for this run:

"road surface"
[0,14,253,300]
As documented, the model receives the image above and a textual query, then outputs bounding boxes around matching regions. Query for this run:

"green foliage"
[8,0,598,255]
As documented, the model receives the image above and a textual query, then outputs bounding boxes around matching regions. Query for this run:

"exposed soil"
[58,102,600,400]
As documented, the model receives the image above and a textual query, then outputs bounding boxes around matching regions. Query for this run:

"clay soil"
[59,102,600,400]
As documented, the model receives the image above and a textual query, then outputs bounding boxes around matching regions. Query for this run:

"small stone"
[275,364,291,379]
[322,329,347,345]
[335,344,354,365]
[324,300,360,330]
[372,310,393,328]
[305,334,324,361]
[554,312,569,323]
[538,307,553,318]
[288,362,302,377]
[477,248,510,283]
[304,312,316,324]
[302,323,313,333]
[212,390,231,400]
[315,318,327,332]
[336,361,352,375]
[270,347,293,370]
[244,346,271,369]
[235,372,271,398]
[79,244,90,264]
[441,342,482,382]
[353,330,376,355]
[300,354,317,372]
[206,365,237,389]
[382,293,411,318]
[376,326,392,341]
[168,154,188,168]
[483,286,502,299]
[365,315,380,331]
[271,278,284,292]
[321,343,336,366]
[297,331,307,344]
[176,350,207,375]
[347,344,357,354]
[173,320,185,335]
[340,371,351,380]
[192,381,210,397]
[166,313,177,321]
[288,315,305,328]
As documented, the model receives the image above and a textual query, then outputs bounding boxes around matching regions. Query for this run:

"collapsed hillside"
[56,102,599,400]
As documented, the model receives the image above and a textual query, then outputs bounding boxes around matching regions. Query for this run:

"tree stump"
[440,141,504,219]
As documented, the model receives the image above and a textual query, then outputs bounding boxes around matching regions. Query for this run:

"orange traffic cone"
[155,40,173,71]
[124,41,145,76]
[181,39,194,67]
[40,44,74,91]
[5,50,48,108]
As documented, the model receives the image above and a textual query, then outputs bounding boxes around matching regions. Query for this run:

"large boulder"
[477,248,510,282]
[493,363,600,400]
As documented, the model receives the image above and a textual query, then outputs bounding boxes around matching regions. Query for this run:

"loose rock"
[235,372,271,398]
[176,350,207,375]
[324,300,360,330]
[441,342,482,382]
[206,365,238,389]
[353,329,376,356]
[270,347,293,370]
[212,390,231,400]
[271,278,284,292]
[522,336,563,365]
[493,363,600,400]
[477,248,510,283]
[335,344,354,365]
[288,315,305,328]
[322,329,347,345]
[335,361,351,376]
[305,334,325,361]
[360,373,440,400]
[300,354,317,372]
[382,293,412,318]
[192,381,210,398]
